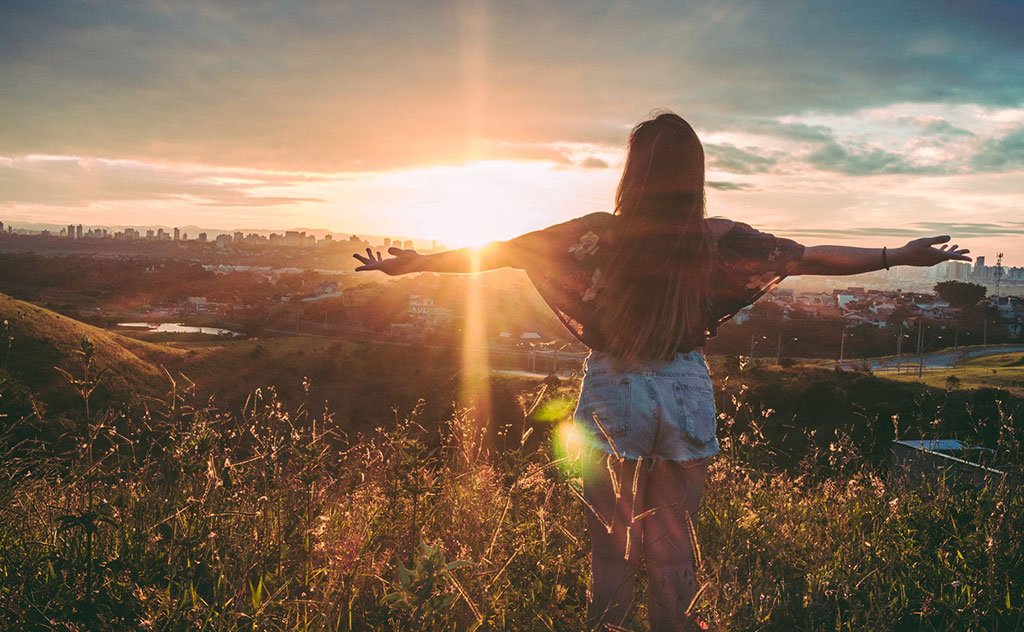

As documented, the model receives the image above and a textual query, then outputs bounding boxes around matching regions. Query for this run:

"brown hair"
[595,111,712,361]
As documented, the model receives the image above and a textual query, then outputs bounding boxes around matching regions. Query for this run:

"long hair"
[594,112,712,361]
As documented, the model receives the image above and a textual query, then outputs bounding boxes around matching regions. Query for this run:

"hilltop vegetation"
[3,295,1022,465]
[0,293,184,412]
[1,299,1022,628]
[1,357,1021,629]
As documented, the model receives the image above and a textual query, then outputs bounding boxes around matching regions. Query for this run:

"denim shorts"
[572,349,720,462]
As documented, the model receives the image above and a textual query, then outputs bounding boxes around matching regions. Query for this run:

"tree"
[886,304,916,328]
[933,281,986,310]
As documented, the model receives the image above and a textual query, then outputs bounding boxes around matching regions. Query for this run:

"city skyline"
[1,217,1022,272]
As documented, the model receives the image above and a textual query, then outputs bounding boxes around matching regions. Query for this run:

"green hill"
[0,293,185,411]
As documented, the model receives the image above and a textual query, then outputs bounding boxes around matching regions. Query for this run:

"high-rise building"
[76,225,83,239]
[173,227,180,241]
[67,224,76,239]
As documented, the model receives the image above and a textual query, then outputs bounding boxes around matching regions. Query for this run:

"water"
[117,322,241,337]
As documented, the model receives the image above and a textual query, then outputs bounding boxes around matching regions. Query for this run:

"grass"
[885,351,1024,396]
[0,293,185,406]
[1,351,1022,631]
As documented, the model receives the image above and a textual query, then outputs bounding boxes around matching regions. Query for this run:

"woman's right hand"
[352,247,424,275]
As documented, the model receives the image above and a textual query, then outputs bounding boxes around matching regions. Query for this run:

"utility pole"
[776,330,783,364]
[983,318,988,348]
[917,319,925,378]
[895,322,903,373]
[838,326,848,366]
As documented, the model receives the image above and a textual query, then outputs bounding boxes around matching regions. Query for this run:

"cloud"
[707,180,753,191]
[913,221,1024,237]
[1,1,1022,172]
[0,156,325,207]
[578,156,609,169]
[782,222,1024,240]
[706,143,779,175]
[920,119,975,138]
[970,126,1024,172]
[806,140,951,176]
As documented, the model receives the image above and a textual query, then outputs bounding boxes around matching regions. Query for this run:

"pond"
[117,322,242,337]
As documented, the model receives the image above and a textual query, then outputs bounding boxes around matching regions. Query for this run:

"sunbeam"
[457,247,493,444]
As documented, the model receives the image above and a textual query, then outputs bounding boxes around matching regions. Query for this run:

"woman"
[353,112,971,630]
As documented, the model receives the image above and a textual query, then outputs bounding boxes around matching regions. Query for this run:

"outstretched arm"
[353,241,517,276]
[792,236,971,276]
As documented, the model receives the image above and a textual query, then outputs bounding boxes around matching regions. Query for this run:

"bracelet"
[882,246,890,270]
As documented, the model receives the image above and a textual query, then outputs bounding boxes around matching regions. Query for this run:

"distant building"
[408,295,454,329]
[185,297,208,313]
[402,239,414,249]
[173,227,180,241]
[341,287,377,308]
[75,224,83,239]
[315,281,339,295]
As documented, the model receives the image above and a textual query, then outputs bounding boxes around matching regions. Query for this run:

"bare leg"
[581,448,648,630]
[641,458,709,631]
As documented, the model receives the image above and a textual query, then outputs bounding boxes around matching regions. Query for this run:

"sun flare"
[377,160,613,248]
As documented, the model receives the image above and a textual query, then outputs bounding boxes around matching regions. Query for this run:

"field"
[885,351,1024,396]
[1,302,1022,629]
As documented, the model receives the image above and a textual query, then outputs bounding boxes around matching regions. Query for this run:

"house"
[315,281,339,296]
[409,295,454,329]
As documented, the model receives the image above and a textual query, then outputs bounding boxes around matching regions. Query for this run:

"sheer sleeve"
[718,221,804,291]
[502,216,589,272]
[709,221,805,331]
[502,213,611,345]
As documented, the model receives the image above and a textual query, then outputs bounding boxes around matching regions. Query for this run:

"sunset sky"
[1,1,1022,261]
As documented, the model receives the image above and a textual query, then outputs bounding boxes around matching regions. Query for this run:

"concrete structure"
[890,439,1007,488]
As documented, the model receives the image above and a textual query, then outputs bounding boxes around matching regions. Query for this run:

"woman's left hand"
[896,236,972,267]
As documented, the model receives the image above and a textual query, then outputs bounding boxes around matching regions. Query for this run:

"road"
[261,325,1023,375]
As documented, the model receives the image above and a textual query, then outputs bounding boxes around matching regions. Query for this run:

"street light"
[749,334,768,358]
[776,333,798,365]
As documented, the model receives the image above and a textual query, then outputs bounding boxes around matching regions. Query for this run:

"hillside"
[0,293,185,411]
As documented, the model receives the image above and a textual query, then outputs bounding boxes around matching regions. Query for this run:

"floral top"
[504,211,805,352]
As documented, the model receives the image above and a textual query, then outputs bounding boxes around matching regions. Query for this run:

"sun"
[383,160,573,248]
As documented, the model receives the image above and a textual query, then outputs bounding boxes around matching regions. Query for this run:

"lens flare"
[551,419,588,478]
[457,247,492,437]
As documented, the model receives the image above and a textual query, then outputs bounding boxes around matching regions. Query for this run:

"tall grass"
[0,354,1022,629]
